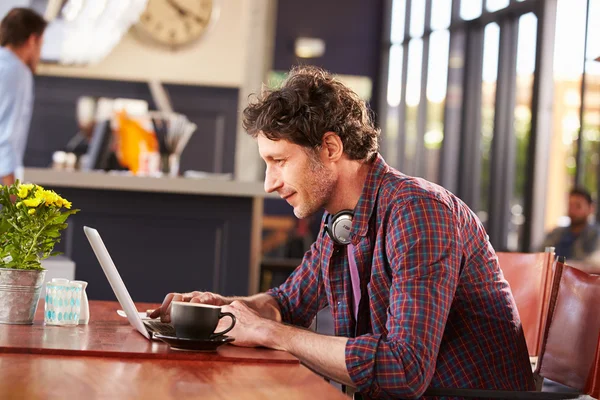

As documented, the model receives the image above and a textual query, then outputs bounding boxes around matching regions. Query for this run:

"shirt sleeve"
[345,196,462,399]
[266,219,328,328]
[0,65,24,177]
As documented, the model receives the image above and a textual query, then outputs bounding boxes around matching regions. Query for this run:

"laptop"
[83,226,175,339]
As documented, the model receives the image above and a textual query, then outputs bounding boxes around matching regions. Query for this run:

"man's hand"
[148,291,227,322]
[219,300,274,348]
[218,304,353,386]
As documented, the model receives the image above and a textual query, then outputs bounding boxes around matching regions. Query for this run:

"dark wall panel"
[165,84,239,174]
[273,0,384,103]
[51,187,253,303]
[26,76,239,174]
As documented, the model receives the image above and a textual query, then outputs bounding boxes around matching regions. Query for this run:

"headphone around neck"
[324,210,354,246]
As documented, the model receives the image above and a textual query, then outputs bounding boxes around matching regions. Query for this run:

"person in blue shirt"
[541,187,600,261]
[0,8,46,186]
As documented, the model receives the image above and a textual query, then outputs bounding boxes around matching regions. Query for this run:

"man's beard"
[570,217,588,228]
[292,155,335,219]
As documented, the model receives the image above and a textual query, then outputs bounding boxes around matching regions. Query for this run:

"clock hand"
[165,0,205,24]
[166,0,187,17]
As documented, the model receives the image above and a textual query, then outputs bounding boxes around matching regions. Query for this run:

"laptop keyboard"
[144,320,176,337]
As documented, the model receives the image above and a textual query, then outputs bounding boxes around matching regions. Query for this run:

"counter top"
[23,168,275,198]
[0,300,297,364]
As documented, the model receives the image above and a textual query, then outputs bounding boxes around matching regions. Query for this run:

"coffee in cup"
[171,301,236,340]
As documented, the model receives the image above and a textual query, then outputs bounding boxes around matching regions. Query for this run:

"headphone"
[324,209,354,246]
[314,209,353,333]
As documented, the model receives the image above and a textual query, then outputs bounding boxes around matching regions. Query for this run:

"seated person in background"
[151,66,534,399]
[541,187,600,263]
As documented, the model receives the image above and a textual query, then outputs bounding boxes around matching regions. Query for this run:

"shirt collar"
[0,46,28,69]
[351,153,390,240]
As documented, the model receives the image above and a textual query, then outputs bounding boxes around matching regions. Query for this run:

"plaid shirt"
[267,154,534,399]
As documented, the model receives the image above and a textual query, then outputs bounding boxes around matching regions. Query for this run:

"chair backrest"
[537,262,600,392]
[585,333,600,398]
[497,251,555,356]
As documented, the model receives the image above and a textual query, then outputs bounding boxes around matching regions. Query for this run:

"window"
[381,0,552,251]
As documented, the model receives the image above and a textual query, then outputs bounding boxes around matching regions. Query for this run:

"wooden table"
[0,301,348,399]
[0,353,346,399]
[0,301,296,363]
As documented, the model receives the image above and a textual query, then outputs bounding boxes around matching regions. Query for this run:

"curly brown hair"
[242,66,380,162]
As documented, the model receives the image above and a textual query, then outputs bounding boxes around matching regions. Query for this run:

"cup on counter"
[160,153,180,177]
[171,301,236,340]
[52,151,66,170]
[44,278,83,326]
[65,153,77,171]
[52,151,78,171]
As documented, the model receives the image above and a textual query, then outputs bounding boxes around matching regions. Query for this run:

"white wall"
[38,0,247,88]
[0,0,30,20]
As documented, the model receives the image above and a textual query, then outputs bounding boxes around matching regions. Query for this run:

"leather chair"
[496,250,555,357]
[537,263,600,395]
[424,259,600,399]
[585,333,600,398]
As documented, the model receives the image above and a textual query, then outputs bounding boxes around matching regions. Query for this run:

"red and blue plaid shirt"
[267,154,534,399]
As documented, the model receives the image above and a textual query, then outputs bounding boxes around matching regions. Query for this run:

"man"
[541,187,600,274]
[151,66,534,398]
[0,8,46,186]
[541,187,600,261]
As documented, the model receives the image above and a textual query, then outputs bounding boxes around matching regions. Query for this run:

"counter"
[23,168,268,198]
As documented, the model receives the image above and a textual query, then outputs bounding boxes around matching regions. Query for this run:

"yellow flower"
[46,191,70,209]
[16,183,34,198]
[23,197,43,207]
[41,190,56,205]
[32,189,53,207]
[28,209,36,215]
[17,185,72,209]
[17,187,28,198]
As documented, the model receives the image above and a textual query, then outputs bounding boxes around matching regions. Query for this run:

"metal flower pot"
[0,268,46,324]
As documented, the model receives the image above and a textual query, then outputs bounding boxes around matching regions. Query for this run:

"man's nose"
[264,167,282,193]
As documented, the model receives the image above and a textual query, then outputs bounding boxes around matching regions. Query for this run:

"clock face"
[134,0,215,48]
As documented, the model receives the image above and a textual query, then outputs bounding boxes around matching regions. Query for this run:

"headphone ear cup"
[326,210,353,245]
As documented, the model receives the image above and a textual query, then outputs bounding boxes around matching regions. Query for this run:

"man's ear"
[321,132,343,162]
[28,33,42,47]
[23,34,36,51]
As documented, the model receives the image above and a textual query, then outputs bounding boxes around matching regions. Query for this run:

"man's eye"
[273,159,285,165]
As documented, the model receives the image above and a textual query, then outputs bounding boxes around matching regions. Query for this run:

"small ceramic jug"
[45,278,82,326]
[71,280,89,324]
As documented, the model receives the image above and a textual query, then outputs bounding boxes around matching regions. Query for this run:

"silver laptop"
[83,226,175,339]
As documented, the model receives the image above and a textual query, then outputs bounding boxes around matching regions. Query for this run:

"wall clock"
[134,0,217,49]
